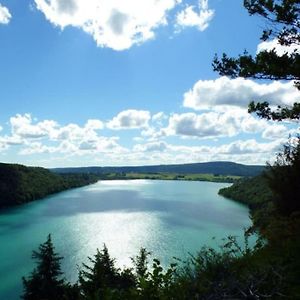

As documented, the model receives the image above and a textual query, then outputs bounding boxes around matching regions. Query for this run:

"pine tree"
[79,245,120,298]
[22,234,65,300]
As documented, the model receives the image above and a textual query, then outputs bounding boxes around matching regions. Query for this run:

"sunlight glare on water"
[0,180,252,299]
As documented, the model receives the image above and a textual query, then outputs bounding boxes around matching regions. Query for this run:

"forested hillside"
[52,161,264,177]
[0,163,98,209]
[218,175,273,208]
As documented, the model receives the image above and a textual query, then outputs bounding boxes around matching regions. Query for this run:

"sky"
[0,0,298,168]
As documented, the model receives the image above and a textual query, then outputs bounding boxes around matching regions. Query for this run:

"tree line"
[0,163,98,209]
[23,232,296,300]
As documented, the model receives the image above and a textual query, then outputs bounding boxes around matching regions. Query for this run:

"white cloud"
[130,138,283,166]
[34,0,180,50]
[0,135,23,146]
[3,113,128,156]
[20,142,57,155]
[262,124,289,140]
[10,114,53,139]
[176,0,214,31]
[0,3,11,24]
[164,112,240,138]
[133,141,168,152]
[85,119,104,130]
[257,39,300,56]
[240,113,268,133]
[152,111,168,125]
[218,139,281,155]
[183,76,299,110]
[107,109,151,130]
[142,109,285,140]
[1,112,295,166]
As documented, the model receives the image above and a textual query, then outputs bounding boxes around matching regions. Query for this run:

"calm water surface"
[0,180,252,299]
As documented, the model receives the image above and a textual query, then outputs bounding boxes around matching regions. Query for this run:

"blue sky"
[0,0,298,167]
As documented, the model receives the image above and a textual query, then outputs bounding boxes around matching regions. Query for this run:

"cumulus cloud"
[0,3,11,24]
[0,111,295,166]
[107,109,151,130]
[262,124,289,140]
[1,113,128,156]
[133,141,168,152]
[10,114,54,139]
[141,109,285,141]
[20,142,57,155]
[152,111,168,124]
[183,76,299,110]
[257,39,300,56]
[240,113,269,133]
[176,0,214,31]
[218,139,281,155]
[164,112,241,138]
[130,138,283,166]
[34,0,180,50]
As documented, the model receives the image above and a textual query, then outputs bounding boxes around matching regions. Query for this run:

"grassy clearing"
[100,172,241,183]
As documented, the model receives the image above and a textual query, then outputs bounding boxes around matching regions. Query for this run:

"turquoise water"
[0,180,252,299]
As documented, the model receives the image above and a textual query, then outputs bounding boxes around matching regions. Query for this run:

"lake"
[0,180,252,299]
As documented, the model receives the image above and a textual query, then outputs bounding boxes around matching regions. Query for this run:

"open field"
[100,172,241,183]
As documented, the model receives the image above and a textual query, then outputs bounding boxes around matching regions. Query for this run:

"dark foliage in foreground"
[22,234,65,300]
[22,228,300,300]
[0,163,98,209]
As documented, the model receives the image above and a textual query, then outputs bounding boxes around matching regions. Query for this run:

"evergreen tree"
[78,244,135,299]
[22,234,66,300]
[131,247,151,279]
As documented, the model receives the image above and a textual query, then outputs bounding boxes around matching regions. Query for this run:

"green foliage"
[119,172,240,183]
[248,100,300,120]
[0,163,98,209]
[219,175,273,207]
[23,233,299,299]
[79,245,135,299]
[213,49,300,84]
[244,0,300,47]
[131,249,177,300]
[131,248,151,279]
[22,234,65,300]
[265,136,300,214]
[172,234,288,299]
[213,0,300,119]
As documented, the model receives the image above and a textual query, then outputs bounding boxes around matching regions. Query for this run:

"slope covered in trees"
[219,175,273,207]
[52,161,265,177]
[0,163,98,209]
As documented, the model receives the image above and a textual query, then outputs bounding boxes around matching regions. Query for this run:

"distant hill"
[52,161,265,177]
[0,163,98,209]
